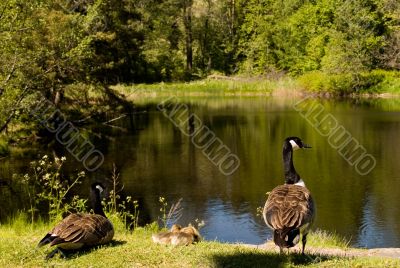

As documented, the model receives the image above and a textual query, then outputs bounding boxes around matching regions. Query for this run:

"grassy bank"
[113,70,400,99]
[1,216,398,267]
[112,77,298,101]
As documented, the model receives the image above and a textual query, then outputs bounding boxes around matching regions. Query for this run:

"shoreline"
[111,75,400,100]
[243,241,400,259]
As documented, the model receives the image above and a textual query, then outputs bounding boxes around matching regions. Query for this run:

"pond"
[1,96,400,249]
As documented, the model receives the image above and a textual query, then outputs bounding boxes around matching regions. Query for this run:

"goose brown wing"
[49,213,114,247]
[263,184,315,230]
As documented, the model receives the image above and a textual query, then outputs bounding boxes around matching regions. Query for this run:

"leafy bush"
[298,70,400,94]
[366,70,400,93]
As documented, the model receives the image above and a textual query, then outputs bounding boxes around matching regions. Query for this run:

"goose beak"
[303,144,312,149]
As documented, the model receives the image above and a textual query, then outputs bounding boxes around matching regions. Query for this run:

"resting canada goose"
[38,183,114,258]
[152,224,201,246]
[152,224,183,245]
[263,137,315,254]
[171,224,201,246]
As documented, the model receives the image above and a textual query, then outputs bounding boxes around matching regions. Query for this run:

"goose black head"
[285,137,311,151]
[90,182,106,217]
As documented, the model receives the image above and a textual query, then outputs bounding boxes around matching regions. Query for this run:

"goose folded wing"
[264,185,314,230]
[50,214,112,247]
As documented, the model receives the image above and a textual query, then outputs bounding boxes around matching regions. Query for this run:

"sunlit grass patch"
[1,220,399,267]
[113,78,279,98]
[308,229,350,249]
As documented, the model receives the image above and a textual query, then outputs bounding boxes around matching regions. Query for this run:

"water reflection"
[1,96,400,248]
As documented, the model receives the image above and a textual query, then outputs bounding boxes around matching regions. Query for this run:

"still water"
[1,96,400,248]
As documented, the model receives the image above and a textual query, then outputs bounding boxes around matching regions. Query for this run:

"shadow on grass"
[212,252,335,268]
[45,240,127,260]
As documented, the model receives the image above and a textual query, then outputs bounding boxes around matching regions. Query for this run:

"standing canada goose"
[38,183,114,259]
[263,137,315,254]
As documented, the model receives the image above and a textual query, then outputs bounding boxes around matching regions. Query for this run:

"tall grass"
[102,164,140,230]
[113,71,400,98]
[113,78,280,98]
[308,229,350,249]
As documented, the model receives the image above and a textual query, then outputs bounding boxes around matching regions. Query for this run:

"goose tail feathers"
[37,233,55,247]
[273,228,300,248]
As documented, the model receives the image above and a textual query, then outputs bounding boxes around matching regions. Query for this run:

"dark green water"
[1,96,400,248]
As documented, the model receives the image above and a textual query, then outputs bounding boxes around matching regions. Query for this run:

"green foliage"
[298,70,400,94]
[237,0,393,75]
[16,155,86,223]
[367,70,400,93]
[0,137,10,156]
[13,157,141,230]
[158,196,169,228]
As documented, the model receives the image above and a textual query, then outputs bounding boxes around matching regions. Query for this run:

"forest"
[0,0,399,143]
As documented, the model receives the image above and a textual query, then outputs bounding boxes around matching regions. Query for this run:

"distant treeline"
[2,1,399,83]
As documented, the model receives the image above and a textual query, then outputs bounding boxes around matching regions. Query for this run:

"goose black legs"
[45,247,67,260]
[301,234,308,255]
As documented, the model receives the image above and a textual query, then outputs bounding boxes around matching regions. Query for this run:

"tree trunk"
[184,1,193,72]
[230,0,235,45]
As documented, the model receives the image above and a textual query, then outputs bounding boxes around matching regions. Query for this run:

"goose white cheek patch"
[96,185,104,193]
[295,179,306,187]
[289,140,300,150]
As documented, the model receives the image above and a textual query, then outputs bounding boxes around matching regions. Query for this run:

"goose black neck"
[92,188,106,217]
[283,141,300,184]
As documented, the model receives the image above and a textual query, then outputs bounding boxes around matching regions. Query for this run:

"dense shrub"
[298,70,400,94]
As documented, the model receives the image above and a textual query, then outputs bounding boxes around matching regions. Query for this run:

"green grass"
[113,71,400,100]
[306,229,350,249]
[112,77,299,102]
[0,216,398,267]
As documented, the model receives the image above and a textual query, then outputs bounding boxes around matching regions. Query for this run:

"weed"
[17,155,86,223]
[103,164,140,230]
[158,196,184,228]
